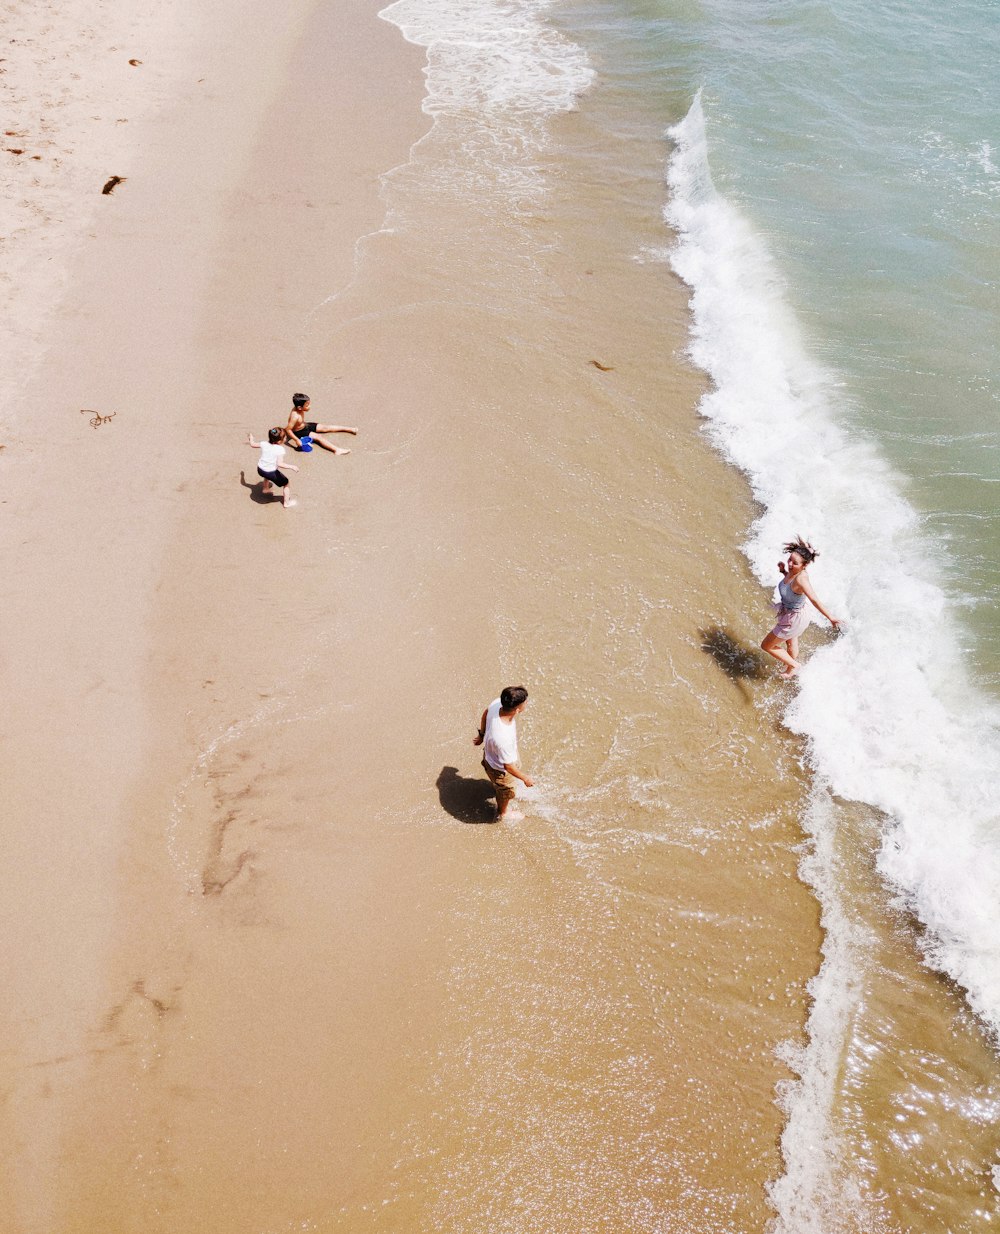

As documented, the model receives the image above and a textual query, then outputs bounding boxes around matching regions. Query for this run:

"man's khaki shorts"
[482,758,516,810]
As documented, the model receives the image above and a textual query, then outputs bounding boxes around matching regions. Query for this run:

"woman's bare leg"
[761,633,801,675]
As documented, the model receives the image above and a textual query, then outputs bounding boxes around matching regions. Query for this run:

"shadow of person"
[436,765,497,824]
[699,626,771,701]
[239,469,275,505]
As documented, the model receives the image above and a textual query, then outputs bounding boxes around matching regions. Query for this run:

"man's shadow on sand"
[239,470,278,505]
[436,766,497,824]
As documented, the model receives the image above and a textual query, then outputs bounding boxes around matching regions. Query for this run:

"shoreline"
[0,0,827,1225]
[4,0,829,1227]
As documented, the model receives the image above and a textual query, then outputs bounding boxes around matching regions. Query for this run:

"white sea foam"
[665,88,1000,1218]
[767,788,878,1233]
[379,0,593,207]
[666,91,1000,1031]
[381,0,592,117]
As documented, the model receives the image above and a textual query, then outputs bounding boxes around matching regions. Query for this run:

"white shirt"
[258,440,285,472]
[483,698,519,772]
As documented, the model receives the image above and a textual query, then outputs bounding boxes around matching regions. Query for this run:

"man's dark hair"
[268,426,283,444]
[500,685,528,710]
[292,392,310,408]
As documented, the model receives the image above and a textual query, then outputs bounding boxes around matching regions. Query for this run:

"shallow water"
[372,0,1000,1227]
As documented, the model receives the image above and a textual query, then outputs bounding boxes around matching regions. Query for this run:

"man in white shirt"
[472,685,533,821]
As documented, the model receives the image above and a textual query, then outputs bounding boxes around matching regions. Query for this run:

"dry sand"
[1,0,827,1230]
[1,0,430,1226]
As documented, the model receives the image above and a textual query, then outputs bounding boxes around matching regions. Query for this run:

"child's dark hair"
[268,426,283,444]
[292,392,310,408]
[500,685,529,710]
[784,537,819,563]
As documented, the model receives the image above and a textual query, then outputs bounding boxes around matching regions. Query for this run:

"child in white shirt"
[248,428,299,508]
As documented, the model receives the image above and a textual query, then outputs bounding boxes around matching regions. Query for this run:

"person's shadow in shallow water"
[239,469,276,505]
[699,625,771,702]
[436,766,496,824]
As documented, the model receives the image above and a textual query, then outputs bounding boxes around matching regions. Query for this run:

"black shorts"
[297,421,318,437]
[257,466,289,488]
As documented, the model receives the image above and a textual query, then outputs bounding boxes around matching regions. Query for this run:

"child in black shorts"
[248,427,299,508]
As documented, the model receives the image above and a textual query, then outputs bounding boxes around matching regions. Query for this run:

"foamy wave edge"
[665,89,1000,1035]
[379,0,594,120]
[664,88,1000,1212]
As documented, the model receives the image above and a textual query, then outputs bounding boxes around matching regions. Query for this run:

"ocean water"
[649,0,1000,1003]
[369,0,1000,1227]
[543,0,1000,1220]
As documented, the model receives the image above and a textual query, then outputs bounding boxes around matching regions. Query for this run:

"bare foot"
[781,664,799,678]
[334,447,352,456]
[500,808,525,821]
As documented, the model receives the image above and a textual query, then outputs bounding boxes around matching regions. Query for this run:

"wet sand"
[0,0,873,1230]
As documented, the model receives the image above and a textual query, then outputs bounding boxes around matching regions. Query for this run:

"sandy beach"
[1,0,432,1225]
[9,0,995,1230]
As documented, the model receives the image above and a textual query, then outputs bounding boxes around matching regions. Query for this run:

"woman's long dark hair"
[784,538,819,563]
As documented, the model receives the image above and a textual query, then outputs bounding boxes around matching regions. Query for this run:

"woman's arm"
[797,574,840,628]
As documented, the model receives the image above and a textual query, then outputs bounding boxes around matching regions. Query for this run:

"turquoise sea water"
[563,0,1000,678]
[548,1,1000,1222]
[544,0,1000,1023]
[716,0,1000,672]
